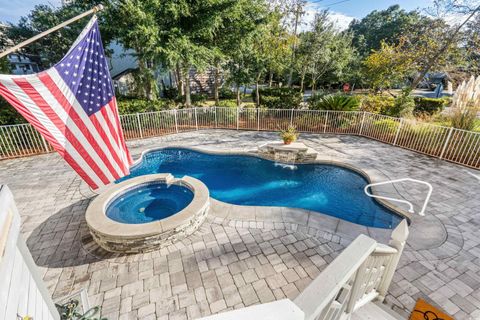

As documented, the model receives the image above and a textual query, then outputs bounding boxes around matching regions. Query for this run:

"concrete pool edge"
[85,173,210,253]
[128,144,412,227]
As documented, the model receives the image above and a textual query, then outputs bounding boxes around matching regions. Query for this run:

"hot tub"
[86,173,209,253]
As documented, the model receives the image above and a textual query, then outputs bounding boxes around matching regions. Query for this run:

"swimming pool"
[119,148,403,229]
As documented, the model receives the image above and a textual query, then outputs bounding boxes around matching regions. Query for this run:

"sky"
[0,0,433,25]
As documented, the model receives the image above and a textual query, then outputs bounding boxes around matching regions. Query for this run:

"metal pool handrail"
[364,178,433,216]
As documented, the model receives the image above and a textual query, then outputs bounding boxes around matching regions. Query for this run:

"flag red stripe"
[108,98,133,164]
[39,73,122,180]
[13,78,110,185]
[100,100,130,168]
[0,81,99,189]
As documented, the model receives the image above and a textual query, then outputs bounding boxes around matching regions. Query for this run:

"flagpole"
[0,5,104,59]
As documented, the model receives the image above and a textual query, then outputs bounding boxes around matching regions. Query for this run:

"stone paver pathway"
[1,130,479,319]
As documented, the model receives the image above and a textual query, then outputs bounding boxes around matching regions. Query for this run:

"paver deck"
[0,130,479,320]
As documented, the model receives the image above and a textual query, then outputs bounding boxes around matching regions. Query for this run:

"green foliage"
[190,93,208,104]
[256,88,303,109]
[219,87,235,99]
[308,94,360,111]
[372,119,399,134]
[116,97,175,114]
[360,95,395,114]
[297,11,356,90]
[348,5,422,57]
[413,97,448,115]
[217,99,238,108]
[163,87,179,100]
[279,125,298,144]
[450,107,480,131]
[387,93,415,117]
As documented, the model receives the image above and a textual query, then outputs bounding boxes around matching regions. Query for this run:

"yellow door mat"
[410,299,454,320]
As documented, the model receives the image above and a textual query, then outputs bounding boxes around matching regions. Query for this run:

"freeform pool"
[120,148,404,229]
[106,183,194,224]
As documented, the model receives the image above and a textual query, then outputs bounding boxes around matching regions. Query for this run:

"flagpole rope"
[0,5,104,59]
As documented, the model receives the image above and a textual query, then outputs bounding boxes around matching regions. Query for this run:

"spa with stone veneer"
[85,173,210,253]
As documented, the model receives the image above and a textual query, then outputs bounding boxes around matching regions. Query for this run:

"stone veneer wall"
[90,202,209,254]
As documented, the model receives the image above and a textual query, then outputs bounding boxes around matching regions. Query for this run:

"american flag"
[0,17,132,190]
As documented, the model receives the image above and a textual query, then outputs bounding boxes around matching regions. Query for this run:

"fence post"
[174,109,179,133]
[393,118,404,146]
[257,108,260,131]
[323,110,329,133]
[214,107,217,129]
[236,107,240,130]
[358,111,366,136]
[41,135,50,153]
[377,220,409,302]
[290,108,294,126]
[136,113,143,139]
[194,108,198,131]
[440,127,454,159]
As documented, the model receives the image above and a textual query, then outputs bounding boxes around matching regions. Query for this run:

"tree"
[299,11,356,94]
[347,5,422,57]
[362,40,414,92]
[6,2,108,69]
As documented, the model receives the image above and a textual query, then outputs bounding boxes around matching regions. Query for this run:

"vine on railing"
[1,108,479,169]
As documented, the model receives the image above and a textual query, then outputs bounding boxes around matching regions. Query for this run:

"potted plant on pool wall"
[280,125,299,145]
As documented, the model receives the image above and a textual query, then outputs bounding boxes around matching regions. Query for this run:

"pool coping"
[128,144,412,227]
[86,173,210,239]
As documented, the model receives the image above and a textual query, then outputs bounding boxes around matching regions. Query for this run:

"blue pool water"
[119,148,403,228]
[106,182,194,224]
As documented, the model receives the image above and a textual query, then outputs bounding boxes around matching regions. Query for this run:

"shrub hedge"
[117,97,176,114]
[256,88,303,109]
[413,97,448,115]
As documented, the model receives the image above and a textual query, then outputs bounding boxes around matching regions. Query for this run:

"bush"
[117,97,176,114]
[414,97,448,115]
[191,93,208,104]
[219,87,235,99]
[360,95,395,114]
[308,94,360,111]
[163,87,179,100]
[217,99,238,108]
[256,88,303,109]
[384,94,414,117]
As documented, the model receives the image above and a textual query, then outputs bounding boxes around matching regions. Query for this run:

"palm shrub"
[308,94,360,111]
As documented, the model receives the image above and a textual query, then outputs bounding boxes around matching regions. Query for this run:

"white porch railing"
[0,185,60,320]
[1,107,479,169]
[200,219,409,320]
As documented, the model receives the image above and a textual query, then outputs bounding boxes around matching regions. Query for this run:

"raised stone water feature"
[258,142,319,163]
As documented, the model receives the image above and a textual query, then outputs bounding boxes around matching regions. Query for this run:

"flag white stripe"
[0,78,105,187]
[95,106,128,168]
[47,69,125,177]
[26,75,116,182]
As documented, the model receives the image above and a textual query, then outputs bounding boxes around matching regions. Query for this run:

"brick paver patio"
[1,130,479,319]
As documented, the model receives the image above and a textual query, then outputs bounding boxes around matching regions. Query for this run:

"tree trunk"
[175,64,184,96]
[269,71,273,88]
[184,67,191,107]
[236,85,241,107]
[213,65,220,105]
[300,71,306,93]
[255,75,261,107]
